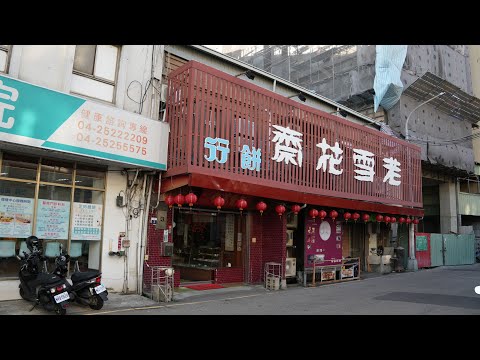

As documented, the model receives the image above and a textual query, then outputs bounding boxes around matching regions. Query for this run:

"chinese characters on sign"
[71,203,103,241]
[75,108,148,158]
[0,80,19,129]
[36,200,70,239]
[0,196,33,238]
[203,123,402,186]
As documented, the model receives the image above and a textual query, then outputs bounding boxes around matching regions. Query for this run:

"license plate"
[54,291,70,303]
[94,284,106,294]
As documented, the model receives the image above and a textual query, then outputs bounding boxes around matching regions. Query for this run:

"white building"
[0,45,169,300]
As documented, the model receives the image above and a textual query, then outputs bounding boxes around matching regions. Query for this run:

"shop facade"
[143,60,423,290]
[0,71,169,299]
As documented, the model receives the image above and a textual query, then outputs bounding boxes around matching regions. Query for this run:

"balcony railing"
[165,61,422,208]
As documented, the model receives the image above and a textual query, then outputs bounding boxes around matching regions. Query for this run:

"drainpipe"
[407,223,418,271]
[455,178,461,233]
[137,174,153,295]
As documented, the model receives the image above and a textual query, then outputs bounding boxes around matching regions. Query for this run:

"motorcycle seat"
[71,270,101,283]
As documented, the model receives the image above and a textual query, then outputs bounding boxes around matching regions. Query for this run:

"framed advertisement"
[321,268,336,281]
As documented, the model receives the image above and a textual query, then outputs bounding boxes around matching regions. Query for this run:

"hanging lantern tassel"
[256,201,267,216]
[319,210,327,221]
[185,192,198,208]
[165,195,175,209]
[291,204,301,215]
[329,210,338,221]
[235,199,248,215]
[174,194,185,207]
[213,196,225,211]
[352,212,360,222]
[275,204,286,217]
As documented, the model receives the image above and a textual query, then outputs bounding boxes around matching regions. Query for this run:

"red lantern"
[384,216,391,224]
[343,212,352,222]
[352,212,360,222]
[406,217,412,224]
[174,194,185,207]
[362,213,370,223]
[413,218,419,225]
[256,201,267,215]
[390,217,397,224]
[213,196,225,210]
[165,195,175,209]
[329,210,338,221]
[235,199,248,213]
[291,204,301,215]
[375,214,383,223]
[319,210,327,220]
[399,217,406,224]
[309,209,319,219]
[275,204,286,217]
[185,192,198,207]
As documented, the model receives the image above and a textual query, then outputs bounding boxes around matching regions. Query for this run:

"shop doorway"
[172,209,245,284]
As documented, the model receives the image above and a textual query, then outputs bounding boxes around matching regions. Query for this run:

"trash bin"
[393,247,405,272]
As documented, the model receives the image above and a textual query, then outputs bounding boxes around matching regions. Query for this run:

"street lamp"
[404,91,445,141]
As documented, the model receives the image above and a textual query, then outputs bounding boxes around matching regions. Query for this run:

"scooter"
[17,236,74,315]
[52,244,108,310]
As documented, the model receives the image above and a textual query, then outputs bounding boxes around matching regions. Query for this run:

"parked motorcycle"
[52,244,108,310]
[17,236,74,315]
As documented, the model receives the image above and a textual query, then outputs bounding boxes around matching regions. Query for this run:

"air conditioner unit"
[286,230,294,247]
[285,257,296,277]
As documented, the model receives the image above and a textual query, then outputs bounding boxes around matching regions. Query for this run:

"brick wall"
[143,208,178,290]
[215,267,244,284]
[249,210,286,284]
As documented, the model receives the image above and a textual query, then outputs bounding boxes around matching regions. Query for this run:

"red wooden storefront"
[144,60,424,288]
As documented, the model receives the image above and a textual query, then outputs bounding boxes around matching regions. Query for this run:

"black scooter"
[17,236,74,315]
[52,244,108,310]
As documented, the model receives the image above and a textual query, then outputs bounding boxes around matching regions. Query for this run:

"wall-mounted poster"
[71,203,103,240]
[225,214,235,251]
[36,200,70,239]
[305,217,342,267]
[0,196,33,238]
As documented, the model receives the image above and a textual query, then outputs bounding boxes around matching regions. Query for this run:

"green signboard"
[0,74,168,170]
[416,235,427,251]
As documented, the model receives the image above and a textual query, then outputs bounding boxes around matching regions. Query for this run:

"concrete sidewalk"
[0,270,419,315]
[0,283,267,315]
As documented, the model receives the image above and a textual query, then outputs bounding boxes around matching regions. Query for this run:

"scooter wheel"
[89,296,104,310]
[19,287,28,301]
[55,307,67,315]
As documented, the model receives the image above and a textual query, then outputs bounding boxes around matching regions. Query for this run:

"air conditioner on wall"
[285,257,296,277]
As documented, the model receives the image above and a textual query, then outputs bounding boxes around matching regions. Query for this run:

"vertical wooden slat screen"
[165,61,422,208]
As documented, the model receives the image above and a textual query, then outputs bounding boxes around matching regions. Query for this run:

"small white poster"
[71,203,103,240]
[0,196,34,238]
[36,199,70,239]
[225,214,235,251]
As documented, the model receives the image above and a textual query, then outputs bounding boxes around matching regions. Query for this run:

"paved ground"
[1,263,479,315]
